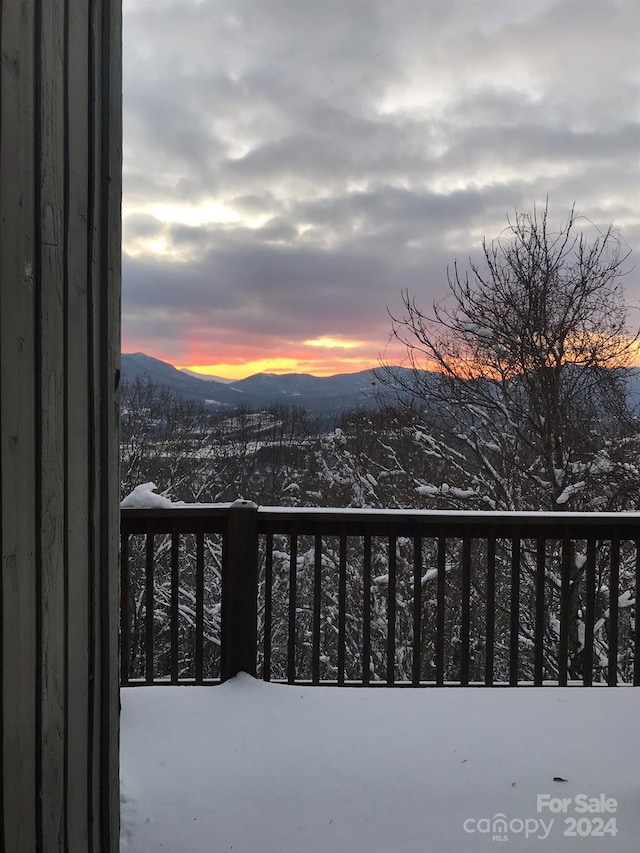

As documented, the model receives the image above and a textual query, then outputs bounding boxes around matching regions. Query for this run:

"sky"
[122,0,640,380]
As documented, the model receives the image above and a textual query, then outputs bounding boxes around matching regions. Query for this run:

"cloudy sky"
[122,0,640,379]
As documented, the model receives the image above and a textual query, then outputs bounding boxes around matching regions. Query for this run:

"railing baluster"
[584,538,596,687]
[362,535,372,685]
[263,532,273,682]
[338,528,347,685]
[436,532,446,686]
[145,522,155,684]
[635,540,640,687]
[170,526,180,684]
[608,535,620,686]
[120,527,130,686]
[534,538,545,686]
[460,532,471,686]
[558,534,570,687]
[485,532,496,686]
[387,535,397,686]
[312,533,322,685]
[195,527,204,684]
[287,529,298,684]
[509,536,520,686]
[412,535,422,687]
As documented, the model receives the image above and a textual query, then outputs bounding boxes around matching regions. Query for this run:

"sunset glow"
[303,336,364,349]
[176,355,380,381]
[120,323,404,379]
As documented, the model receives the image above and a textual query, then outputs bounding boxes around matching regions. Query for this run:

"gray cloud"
[122,0,640,369]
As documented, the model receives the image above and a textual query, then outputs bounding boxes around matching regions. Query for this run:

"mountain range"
[121,352,401,414]
[121,352,640,418]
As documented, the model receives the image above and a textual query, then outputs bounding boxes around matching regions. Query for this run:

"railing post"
[221,500,259,681]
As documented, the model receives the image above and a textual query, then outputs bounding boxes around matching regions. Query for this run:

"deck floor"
[120,676,640,852]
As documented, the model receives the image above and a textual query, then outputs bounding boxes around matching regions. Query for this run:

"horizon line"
[122,350,398,382]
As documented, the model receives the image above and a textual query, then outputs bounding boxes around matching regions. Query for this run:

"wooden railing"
[120,503,640,687]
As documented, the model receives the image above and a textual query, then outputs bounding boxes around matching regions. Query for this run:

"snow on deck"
[120,676,639,852]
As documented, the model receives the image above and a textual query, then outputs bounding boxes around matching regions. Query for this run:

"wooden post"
[0,0,121,850]
[221,501,259,681]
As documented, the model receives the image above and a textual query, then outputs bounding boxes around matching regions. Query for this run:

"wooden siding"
[0,1,121,850]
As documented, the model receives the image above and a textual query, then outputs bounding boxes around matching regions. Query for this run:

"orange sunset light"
[173,334,394,380]
[177,355,379,381]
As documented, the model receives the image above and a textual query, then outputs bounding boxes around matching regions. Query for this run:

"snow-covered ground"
[120,676,639,852]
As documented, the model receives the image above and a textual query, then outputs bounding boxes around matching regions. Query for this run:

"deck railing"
[120,503,640,687]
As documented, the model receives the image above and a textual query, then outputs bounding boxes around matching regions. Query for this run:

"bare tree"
[120,376,221,501]
[379,201,640,512]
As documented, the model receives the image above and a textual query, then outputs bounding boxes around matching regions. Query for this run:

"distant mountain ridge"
[121,352,401,414]
[179,367,234,384]
[121,352,640,417]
